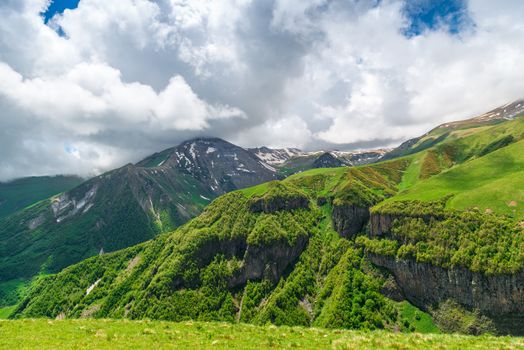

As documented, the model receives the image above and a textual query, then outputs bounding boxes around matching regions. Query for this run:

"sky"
[0,0,523,180]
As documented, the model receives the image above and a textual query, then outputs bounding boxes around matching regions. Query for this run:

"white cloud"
[0,59,244,180]
[0,61,242,131]
[232,115,312,149]
[285,0,524,144]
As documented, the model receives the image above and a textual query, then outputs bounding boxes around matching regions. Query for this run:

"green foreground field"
[1,319,523,350]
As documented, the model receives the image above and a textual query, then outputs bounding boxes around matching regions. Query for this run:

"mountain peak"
[312,152,346,168]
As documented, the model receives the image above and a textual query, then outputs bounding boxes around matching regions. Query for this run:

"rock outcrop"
[369,212,395,237]
[369,211,445,238]
[250,194,309,213]
[368,253,524,334]
[332,204,369,239]
[366,210,524,335]
[229,235,309,287]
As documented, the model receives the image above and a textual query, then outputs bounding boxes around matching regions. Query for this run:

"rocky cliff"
[250,194,309,213]
[366,210,524,335]
[368,253,524,334]
[229,235,309,287]
[332,204,369,239]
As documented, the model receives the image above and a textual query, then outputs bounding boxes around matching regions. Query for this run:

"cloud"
[0,59,244,180]
[232,115,313,149]
[0,0,523,179]
[279,0,524,145]
[0,61,243,130]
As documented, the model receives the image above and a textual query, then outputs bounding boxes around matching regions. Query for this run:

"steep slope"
[0,138,279,306]
[11,103,524,334]
[389,139,524,218]
[13,115,524,335]
[14,160,436,333]
[138,138,280,192]
[0,175,83,219]
[358,134,524,334]
[382,99,524,160]
[390,111,524,192]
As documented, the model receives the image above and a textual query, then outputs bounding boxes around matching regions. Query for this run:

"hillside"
[0,175,83,219]
[0,138,278,308]
[357,121,524,334]
[14,160,432,332]
[382,99,524,160]
[2,319,523,350]
[7,101,524,336]
[386,116,524,218]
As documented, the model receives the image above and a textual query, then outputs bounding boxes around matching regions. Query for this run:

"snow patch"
[189,142,197,159]
[259,161,277,172]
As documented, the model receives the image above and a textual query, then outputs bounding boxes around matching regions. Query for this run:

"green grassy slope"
[358,121,524,276]
[2,319,522,350]
[382,107,524,160]
[0,175,83,219]
[389,139,524,219]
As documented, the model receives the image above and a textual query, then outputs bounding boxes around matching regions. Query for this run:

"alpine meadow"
[2,0,524,349]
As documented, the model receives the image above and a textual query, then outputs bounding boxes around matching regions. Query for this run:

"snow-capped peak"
[249,147,304,165]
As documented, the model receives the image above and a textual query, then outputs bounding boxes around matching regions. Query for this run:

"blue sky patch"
[42,0,80,23]
[401,0,473,37]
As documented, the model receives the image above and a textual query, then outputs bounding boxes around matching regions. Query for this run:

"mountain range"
[3,99,524,336]
[250,147,388,176]
[0,136,390,296]
[0,138,282,298]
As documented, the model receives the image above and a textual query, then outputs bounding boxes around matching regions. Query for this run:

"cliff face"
[332,204,369,239]
[368,253,524,316]
[250,194,309,213]
[173,231,309,290]
[367,211,524,335]
[368,212,444,238]
[229,235,309,287]
[369,212,395,237]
